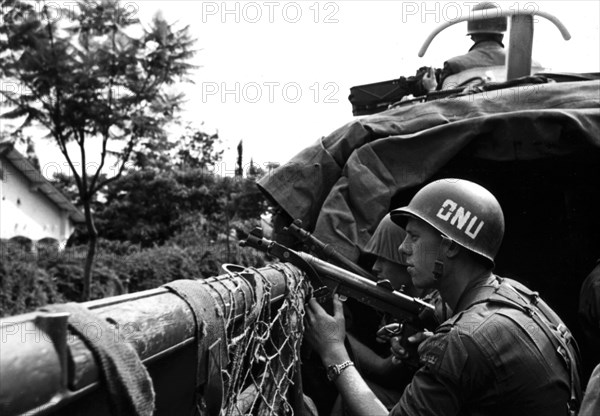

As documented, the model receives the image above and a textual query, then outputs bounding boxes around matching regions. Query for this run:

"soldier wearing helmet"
[443,3,507,80]
[421,2,508,92]
[304,179,582,416]
[363,214,417,295]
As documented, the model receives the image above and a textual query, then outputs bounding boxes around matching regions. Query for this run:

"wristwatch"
[326,360,354,382]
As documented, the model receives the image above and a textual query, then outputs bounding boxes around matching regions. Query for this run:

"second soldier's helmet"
[390,179,505,264]
[363,213,407,265]
[467,2,508,36]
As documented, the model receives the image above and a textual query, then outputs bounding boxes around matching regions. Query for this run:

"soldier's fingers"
[306,298,322,319]
[391,346,408,360]
[390,336,408,359]
[307,297,323,312]
[308,297,334,322]
[407,331,433,343]
[332,294,344,318]
[304,303,316,325]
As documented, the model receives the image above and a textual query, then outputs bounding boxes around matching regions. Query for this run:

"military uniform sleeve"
[579,262,600,343]
[389,327,492,416]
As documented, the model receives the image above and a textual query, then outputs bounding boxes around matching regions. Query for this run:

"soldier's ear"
[445,241,460,259]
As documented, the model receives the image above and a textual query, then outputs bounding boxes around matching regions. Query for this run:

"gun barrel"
[286,221,376,280]
[296,252,434,321]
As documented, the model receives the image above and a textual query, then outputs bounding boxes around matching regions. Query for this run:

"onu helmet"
[467,2,507,36]
[390,179,504,264]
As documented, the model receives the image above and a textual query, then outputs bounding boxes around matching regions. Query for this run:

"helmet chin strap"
[433,235,454,280]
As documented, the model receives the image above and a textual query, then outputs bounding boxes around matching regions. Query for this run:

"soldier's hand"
[421,67,438,92]
[389,331,432,364]
[304,294,346,357]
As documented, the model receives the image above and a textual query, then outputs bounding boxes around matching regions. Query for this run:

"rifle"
[240,228,436,363]
[284,219,376,280]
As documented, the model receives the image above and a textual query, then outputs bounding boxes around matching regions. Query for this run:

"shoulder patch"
[419,328,470,378]
[418,332,448,368]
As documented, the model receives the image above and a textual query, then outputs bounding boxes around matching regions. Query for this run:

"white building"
[0,142,84,248]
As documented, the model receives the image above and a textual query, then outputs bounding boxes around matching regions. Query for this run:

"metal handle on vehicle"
[418,9,570,57]
[418,8,570,81]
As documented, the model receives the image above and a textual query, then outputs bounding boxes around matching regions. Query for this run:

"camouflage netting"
[203,264,308,416]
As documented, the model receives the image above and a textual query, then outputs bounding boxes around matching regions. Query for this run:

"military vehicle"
[1,6,599,416]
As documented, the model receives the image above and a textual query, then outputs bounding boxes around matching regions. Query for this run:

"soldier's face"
[372,257,419,296]
[399,218,441,290]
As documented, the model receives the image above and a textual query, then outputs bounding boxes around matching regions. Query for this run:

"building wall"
[0,156,75,246]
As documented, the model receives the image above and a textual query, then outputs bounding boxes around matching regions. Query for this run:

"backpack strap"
[489,280,582,416]
[442,277,582,415]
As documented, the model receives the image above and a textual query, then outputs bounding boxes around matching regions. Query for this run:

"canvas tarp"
[258,79,600,261]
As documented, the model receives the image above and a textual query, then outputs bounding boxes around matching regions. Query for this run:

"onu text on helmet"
[436,199,485,239]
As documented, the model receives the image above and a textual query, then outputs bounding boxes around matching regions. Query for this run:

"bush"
[169,215,269,277]
[120,245,202,293]
[0,209,270,317]
[38,244,126,302]
[0,243,65,318]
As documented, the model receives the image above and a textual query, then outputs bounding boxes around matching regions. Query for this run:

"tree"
[95,169,190,246]
[0,0,196,300]
[94,167,268,248]
[175,125,222,170]
[131,124,222,171]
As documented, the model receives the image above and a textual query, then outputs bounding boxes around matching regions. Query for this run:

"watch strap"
[326,360,354,382]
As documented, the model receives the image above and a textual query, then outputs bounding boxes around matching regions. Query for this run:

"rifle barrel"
[286,221,376,280]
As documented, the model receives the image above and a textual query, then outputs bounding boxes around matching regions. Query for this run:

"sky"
[3,1,600,177]
[137,0,600,172]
